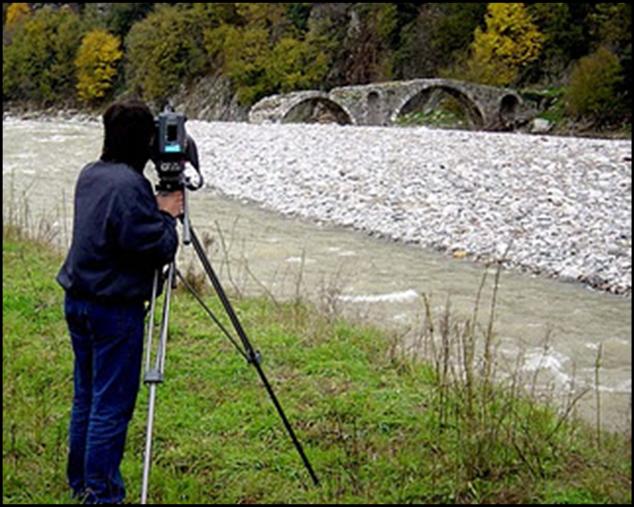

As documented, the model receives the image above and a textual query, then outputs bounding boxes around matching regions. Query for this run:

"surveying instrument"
[140,106,320,504]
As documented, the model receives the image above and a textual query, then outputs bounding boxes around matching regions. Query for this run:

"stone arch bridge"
[249,79,523,131]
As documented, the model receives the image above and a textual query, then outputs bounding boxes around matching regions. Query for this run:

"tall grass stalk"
[595,342,604,450]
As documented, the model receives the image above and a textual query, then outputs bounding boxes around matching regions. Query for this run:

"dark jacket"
[57,160,178,303]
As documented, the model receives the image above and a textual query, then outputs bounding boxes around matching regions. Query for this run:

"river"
[2,117,631,432]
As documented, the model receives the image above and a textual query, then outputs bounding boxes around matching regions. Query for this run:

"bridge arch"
[282,97,355,125]
[391,84,485,129]
[498,93,521,128]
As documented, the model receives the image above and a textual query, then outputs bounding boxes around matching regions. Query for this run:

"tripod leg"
[141,383,158,504]
[141,263,176,504]
[189,227,320,487]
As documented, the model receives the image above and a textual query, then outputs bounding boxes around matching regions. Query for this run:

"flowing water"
[3,118,631,432]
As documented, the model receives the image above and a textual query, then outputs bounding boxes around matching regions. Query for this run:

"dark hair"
[101,100,155,171]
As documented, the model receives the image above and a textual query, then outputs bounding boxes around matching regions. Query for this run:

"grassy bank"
[2,230,631,504]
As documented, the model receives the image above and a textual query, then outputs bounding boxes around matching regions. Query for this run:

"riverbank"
[3,231,631,504]
[188,120,631,297]
[3,108,631,297]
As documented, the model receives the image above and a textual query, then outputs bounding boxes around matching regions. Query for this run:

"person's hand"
[156,191,184,218]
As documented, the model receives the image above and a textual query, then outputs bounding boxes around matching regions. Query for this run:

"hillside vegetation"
[2,3,631,133]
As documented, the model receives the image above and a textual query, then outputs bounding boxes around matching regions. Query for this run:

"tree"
[266,36,329,93]
[565,46,624,124]
[3,5,82,103]
[204,3,330,104]
[213,24,271,104]
[342,3,399,84]
[80,3,155,40]
[396,3,486,80]
[526,3,584,81]
[588,3,631,53]
[75,29,123,104]
[465,3,544,86]
[125,5,205,103]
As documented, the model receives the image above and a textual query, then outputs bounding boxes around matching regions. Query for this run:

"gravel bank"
[188,121,632,296]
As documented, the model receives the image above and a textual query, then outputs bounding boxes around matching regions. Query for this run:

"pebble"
[186,121,631,296]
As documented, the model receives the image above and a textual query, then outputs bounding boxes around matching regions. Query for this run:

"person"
[57,100,183,504]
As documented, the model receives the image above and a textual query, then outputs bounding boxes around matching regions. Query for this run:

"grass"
[396,94,471,130]
[2,228,631,504]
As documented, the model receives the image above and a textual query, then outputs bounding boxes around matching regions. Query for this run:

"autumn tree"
[5,2,30,26]
[465,3,544,86]
[3,5,82,103]
[3,2,30,44]
[75,29,123,104]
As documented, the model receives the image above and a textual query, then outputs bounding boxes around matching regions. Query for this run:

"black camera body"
[152,105,202,192]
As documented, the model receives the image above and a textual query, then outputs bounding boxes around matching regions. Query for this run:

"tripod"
[140,189,320,504]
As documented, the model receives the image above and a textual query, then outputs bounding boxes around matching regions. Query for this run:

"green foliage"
[565,47,624,123]
[235,3,295,39]
[105,3,155,39]
[204,4,329,105]
[267,37,330,94]
[396,4,487,80]
[526,4,584,80]
[210,24,271,104]
[3,5,82,104]
[80,3,156,39]
[125,4,206,103]
[432,3,487,57]
[75,29,123,104]
[588,3,632,53]
[346,4,399,83]
[287,3,312,33]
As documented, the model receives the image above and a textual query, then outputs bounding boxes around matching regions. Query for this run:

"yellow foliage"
[75,29,123,103]
[467,3,544,86]
[6,3,30,27]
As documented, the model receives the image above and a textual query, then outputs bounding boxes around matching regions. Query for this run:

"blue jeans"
[64,293,145,504]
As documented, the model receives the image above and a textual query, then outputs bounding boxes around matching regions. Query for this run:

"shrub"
[565,47,624,123]
[75,29,123,104]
